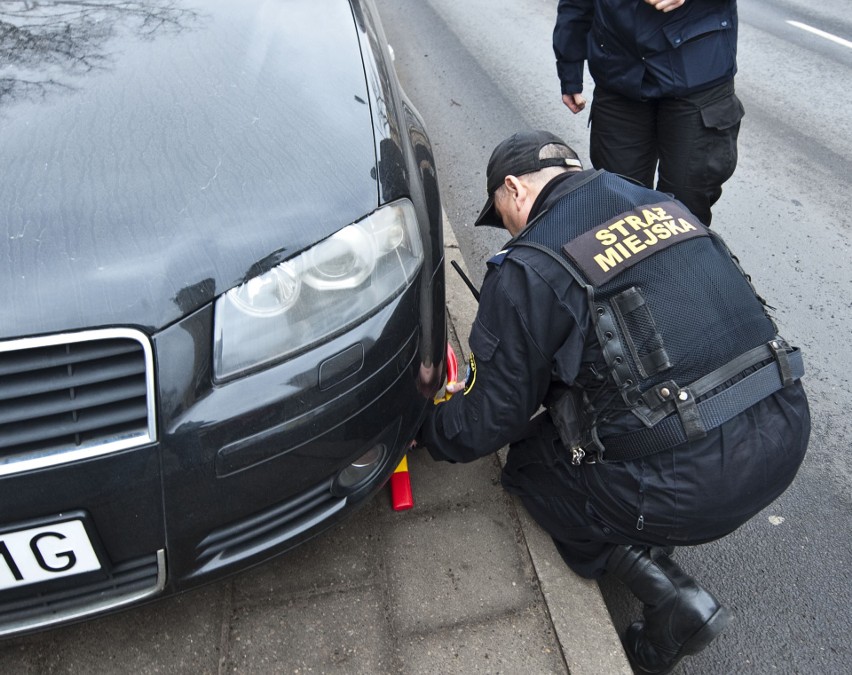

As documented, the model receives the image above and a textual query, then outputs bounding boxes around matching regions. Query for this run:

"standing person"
[554,0,744,225]
[416,130,809,674]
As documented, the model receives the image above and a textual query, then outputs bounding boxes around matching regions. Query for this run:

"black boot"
[649,545,676,559]
[606,545,731,674]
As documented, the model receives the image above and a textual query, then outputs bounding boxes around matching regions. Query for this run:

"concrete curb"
[441,214,632,675]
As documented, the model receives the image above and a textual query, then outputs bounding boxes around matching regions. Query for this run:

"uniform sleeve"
[554,0,594,95]
[418,253,587,463]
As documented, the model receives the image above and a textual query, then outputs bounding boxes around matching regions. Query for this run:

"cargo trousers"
[589,80,745,225]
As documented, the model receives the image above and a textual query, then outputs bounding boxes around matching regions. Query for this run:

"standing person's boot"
[606,545,731,674]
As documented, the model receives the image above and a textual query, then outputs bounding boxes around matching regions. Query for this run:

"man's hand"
[644,0,686,12]
[432,378,465,404]
[562,93,586,114]
[446,380,466,395]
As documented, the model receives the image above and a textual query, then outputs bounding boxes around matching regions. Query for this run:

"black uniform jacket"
[554,0,738,100]
[419,170,810,544]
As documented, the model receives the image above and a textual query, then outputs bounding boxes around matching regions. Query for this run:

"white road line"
[787,20,852,50]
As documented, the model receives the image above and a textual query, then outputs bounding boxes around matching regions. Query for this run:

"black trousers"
[589,80,745,225]
[501,414,622,579]
[501,382,810,580]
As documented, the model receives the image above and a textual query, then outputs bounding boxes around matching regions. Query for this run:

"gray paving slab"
[397,612,566,674]
[403,442,504,512]
[383,500,535,635]
[225,586,391,674]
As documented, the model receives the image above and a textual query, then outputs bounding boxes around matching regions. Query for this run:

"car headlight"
[213,199,423,381]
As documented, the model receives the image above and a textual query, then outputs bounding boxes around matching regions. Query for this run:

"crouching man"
[416,130,810,673]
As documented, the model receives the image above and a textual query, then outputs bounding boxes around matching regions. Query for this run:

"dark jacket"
[419,170,809,546]
[554,0,739,100]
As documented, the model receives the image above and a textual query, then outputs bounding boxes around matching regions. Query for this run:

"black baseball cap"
[474,130,582,228]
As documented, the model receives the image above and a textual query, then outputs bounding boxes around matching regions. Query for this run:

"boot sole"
[627,607,732,674]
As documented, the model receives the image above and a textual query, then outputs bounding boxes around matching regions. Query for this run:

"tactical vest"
[513,171,803,463]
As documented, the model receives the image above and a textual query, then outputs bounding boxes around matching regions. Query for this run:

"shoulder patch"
[462,353,477,395]
[561,201,708,285]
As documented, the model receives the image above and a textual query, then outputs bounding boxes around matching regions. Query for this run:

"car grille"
[0,329,156,476]
[195,479,346,573]
[0,549,166,638]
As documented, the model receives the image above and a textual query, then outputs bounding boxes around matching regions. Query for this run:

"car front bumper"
[0,272,441,637]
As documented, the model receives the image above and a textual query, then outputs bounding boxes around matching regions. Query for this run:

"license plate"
[0,519,101,590]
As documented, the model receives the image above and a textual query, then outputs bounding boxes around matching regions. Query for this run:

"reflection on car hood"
[0,0,378,338]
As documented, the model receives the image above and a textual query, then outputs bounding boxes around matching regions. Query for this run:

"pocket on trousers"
[697,92,744,186]
[700,92,745,131]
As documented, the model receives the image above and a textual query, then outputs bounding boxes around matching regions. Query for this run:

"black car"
[0,0,445,636]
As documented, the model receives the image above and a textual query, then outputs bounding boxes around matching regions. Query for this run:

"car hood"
[0,0,378,339]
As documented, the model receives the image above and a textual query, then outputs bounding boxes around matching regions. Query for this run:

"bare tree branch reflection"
[0,1,200,104]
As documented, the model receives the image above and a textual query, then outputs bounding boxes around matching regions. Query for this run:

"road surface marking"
[787,20,852,50]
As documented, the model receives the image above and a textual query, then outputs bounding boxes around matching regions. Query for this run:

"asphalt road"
[374,0,852,672]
